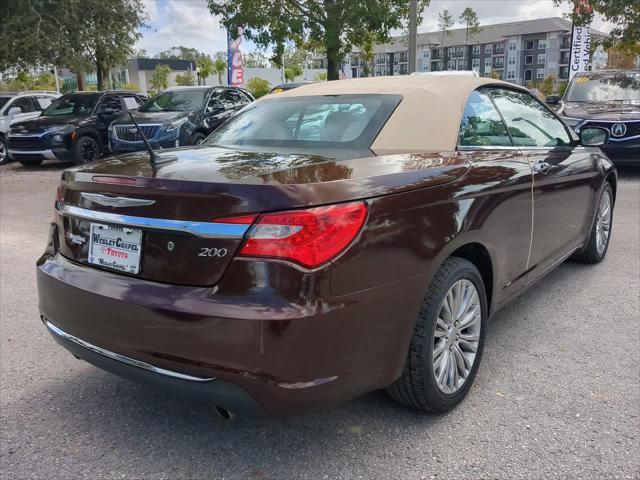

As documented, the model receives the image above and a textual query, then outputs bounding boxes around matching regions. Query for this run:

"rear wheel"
[572,184,613,264]
[189,132,206,145]
[387,257,487,413]
[0,137,8,165]
[73,136,100,165]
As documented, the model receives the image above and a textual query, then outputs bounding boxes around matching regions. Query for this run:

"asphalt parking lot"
[1,160,638,480]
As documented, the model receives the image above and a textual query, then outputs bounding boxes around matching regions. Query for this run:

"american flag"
[339,69,347,80]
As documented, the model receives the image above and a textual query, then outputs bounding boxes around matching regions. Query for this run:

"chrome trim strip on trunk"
[45,321,215,382]
[56,204,250,239]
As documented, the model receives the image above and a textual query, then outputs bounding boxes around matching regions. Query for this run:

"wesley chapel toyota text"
[37,76,616,417]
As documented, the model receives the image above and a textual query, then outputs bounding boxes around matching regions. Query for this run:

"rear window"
[206,94,401,149]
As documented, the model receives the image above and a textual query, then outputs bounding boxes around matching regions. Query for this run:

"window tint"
[140,90,208,112]
[458,90,512,147]
[487,88,571,147]
[206,94,400,147]
[10,96,37,114]
[100,95,122,112]
[35,96,54,110]
[43,93,100,117]
[207,90,225,111]
[224,89,249,106]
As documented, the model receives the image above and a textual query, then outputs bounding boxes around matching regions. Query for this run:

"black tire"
[387,257,487,413]
[18,159,43,168]
[189,132,206,145]
[73,135,100,165]
[571,183,614,264]
[0,137,9,165]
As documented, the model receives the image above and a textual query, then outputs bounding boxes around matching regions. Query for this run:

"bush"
[121,82,141,92]
[540,74,556,96]
[175,72,196,86]
[558,81,569,96]
[314,72,327,81]
[246,77,271,98]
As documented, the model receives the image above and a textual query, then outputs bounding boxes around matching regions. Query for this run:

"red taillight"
[218,202,367,268]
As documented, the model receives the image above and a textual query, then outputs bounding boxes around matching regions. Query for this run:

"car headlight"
[560,116,583,129]
[50,134,64,144]
[163,117,188,132]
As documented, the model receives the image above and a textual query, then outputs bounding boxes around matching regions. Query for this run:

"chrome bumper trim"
[56,204,250,239]
[45,321,215,382]
[9,149,57,160]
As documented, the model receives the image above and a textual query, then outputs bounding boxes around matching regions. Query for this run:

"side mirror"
[580,127,609,147]
[545,95,560,105]
[8,106,22,118]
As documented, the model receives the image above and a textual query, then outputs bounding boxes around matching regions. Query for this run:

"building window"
[399,63,408,74]
[507,70,516,80]
[526,40,534,50]
[537,53,546,65]
[494,43,504,53]
[472,58,480,69]
[536,68,545,79]
[509,40,517,51]
[457,59,465,70]
[447,60,456,70]
[538,39,547,50]
[485,44,492,54]
[525,55,533,65]
[484,58,492,70]
[399,51,408,63]
[472,45,480,55]
[494,57,504,68]
[508,55,516,65]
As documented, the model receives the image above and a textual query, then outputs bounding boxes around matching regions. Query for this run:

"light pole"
[408,0,417,74]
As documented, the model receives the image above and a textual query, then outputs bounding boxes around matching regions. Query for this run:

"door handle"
[533,161,552,174]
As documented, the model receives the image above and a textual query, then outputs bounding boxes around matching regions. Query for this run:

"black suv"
[109,86,254,154]
[7,90,146,166]
[546,70,640,166]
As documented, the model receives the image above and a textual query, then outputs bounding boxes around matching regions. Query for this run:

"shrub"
[121,82,141,92]
[314,72,327,81]
[246,77,271,98]
[175,72,196,86]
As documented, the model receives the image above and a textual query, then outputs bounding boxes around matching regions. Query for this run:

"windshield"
[205,94,400,149]
[43,93,100,117]
[0,97,11,110]
[140,90,208,112]
[565,73,640,102]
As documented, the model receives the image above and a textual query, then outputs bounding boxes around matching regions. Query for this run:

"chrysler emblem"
[610,123,627,138]
[81,193,155,208]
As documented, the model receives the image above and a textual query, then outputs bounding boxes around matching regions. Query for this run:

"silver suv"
[0,91,61,164]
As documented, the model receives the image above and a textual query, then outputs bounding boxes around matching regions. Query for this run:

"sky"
[136,0,615,58]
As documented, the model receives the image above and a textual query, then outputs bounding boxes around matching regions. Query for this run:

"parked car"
[0,90,61,164]
[109,86,254,154]
[38,76,616,417]
[7,90,146,167]
[269,81,316,94]
[546,70,640,165]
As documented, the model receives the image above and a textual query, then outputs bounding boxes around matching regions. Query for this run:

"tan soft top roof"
[272,75,527,153]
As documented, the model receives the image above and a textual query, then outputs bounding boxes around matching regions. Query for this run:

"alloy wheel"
[0,140,6,163]
[595,190,612,255]
[81,140,98,163]
[433,279,481,394]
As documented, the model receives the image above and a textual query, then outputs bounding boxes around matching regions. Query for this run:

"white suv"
[0,91,61,164]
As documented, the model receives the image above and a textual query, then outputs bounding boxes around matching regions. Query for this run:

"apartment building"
[338,17,608,85]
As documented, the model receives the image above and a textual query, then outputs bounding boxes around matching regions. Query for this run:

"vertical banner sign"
[227,27,245,86]
[569,0,593,81]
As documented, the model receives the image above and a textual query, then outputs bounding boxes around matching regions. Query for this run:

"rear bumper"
[44,318,266,416]
[37,253,423,416]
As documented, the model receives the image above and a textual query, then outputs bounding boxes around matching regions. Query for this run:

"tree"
[212,58,227,85]
[175,71,196,86]
[437,9,455,53]
[208,0,430,81]
[0,0,148,91]
[285,65,303,82]
[540,74,556,96]
[246,77,271,98]
[607,47,637,69]
[554,0,640,55]
[195,57,215,85]
[149,64,171,92]
[244,52,269,68]
[459,8,481,46]
[358,33,375,78]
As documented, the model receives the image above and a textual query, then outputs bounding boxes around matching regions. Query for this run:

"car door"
[487,87,596,280]
[203,89,232,133]
[95,94,123,146]
[456,89,534,307]
[5,96,39,125]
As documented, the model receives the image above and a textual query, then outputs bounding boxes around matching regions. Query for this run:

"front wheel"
[73,136,100,165]
[387,257,487,413]
[572,183,613,264]
[189,132,206,145]
[0,137,8,165]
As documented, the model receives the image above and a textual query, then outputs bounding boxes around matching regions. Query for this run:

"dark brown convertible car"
[37,76,616,417]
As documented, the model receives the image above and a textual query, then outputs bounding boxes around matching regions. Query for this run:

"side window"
[487,88,571,147]
[223,89,246,107]
[206,90,225,112]
[10,96,38,114]
[99,95,123,113]
[457,90,513,147]
[35,96,54,110]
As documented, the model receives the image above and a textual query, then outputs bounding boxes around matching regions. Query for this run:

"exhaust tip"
[215,406,234,420]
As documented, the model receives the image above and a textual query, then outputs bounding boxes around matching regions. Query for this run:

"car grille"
[113,124,161,142]
[9,136,46,150]
[582,120,640,140]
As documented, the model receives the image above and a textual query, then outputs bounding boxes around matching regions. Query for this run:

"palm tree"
[213,58,227,85]
[196,57,215,85]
